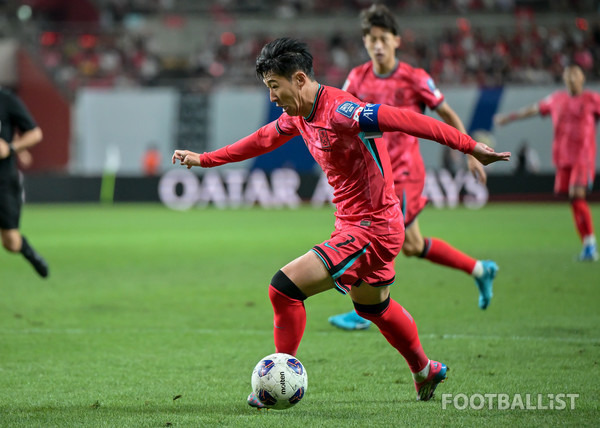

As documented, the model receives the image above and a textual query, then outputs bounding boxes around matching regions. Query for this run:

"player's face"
[263,72,302,116]
[363,26,400,72]
[563,66,585,95]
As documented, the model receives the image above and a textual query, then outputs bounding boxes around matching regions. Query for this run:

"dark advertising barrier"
[22,170,600,206]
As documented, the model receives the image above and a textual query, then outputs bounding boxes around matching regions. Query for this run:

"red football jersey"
[538,90,600,168]
[200,85,474,233]
[343,61,445,183]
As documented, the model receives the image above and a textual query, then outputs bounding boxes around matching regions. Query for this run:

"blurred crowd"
[7,0,600,96]
[93,0,596,16]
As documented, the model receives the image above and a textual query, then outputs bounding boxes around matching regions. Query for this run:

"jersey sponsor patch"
[427,78,442,100]
[336,101,360,118]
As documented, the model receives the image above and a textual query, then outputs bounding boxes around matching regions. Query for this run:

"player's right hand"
[172,149,201,169]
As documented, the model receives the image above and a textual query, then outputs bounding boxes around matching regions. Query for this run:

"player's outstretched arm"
[471,142,510,165]
[376,104,509,162]
[494,104,539,126]
[172,122,294,169]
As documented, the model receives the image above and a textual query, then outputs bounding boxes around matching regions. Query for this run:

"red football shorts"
[554,163,595,194]
[395,177,428,227]
[311,224,404,294]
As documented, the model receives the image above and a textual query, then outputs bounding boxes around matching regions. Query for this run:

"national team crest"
[318,129,331,150]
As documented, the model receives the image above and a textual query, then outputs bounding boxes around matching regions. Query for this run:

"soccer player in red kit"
[330,4,499,331]
[173,38,510,405]
[495,64,599,261]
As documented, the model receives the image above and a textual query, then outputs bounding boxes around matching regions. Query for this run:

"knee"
[569,187,587,200]
[353,295,391,317]
[270,270,307,301]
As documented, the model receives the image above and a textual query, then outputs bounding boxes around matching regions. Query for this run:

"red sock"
[570,198,594,241]
[422,237,477,275]
[356,298,429,373]
[268,285,306,356]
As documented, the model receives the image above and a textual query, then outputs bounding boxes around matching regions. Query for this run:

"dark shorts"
[0,178,22,230]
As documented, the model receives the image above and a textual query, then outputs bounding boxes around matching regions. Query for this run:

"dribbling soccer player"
[330,5,500,331]
[173,38,510,405]
[495,64,599,261]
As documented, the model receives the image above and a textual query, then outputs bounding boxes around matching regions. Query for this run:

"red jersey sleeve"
[538,93,554,116]
[592,92,600,118]
[361,104,476,153]
[341,68,358,97]
[199,120,296,167]
[412,69,445,110]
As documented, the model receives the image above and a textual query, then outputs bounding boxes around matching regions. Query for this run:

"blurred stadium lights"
[575,17,588,31]
[17,5,32,21]
[220,31,236,46]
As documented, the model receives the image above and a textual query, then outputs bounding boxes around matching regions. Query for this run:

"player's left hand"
[172,149,201,169]
[17,150,33,168]
[471,142,511,165]
[466,154,487,184]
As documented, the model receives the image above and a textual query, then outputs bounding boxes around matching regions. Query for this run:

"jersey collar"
[304,84,324,122]
[372,59,399,79]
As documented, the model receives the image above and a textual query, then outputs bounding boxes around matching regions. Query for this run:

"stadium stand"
[1,0,598,99]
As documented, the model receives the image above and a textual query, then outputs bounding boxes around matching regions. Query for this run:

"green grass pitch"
[1,202,598,427]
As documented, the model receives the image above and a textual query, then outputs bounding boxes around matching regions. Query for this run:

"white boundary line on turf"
[421,332,599,345]
[0,327,598,345]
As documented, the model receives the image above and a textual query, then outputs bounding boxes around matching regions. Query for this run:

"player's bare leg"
[1,229,48,278]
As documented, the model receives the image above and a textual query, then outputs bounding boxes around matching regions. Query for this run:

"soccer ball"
[251,353,308,410]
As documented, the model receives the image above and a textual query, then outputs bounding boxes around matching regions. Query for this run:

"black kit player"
[0,87,49,278]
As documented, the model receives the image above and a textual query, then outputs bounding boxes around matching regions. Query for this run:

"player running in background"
[0,88,49,278]
[495,64,599,261]
[173,38,510,405]
[329,4,499,331]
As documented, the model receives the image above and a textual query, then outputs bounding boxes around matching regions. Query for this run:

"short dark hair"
[255,37,315,81]
[360,4,399,36]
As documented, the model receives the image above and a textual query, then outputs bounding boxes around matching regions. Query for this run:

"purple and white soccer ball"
[251,352,308,410]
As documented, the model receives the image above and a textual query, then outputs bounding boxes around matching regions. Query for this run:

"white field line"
[0,328,598,344]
